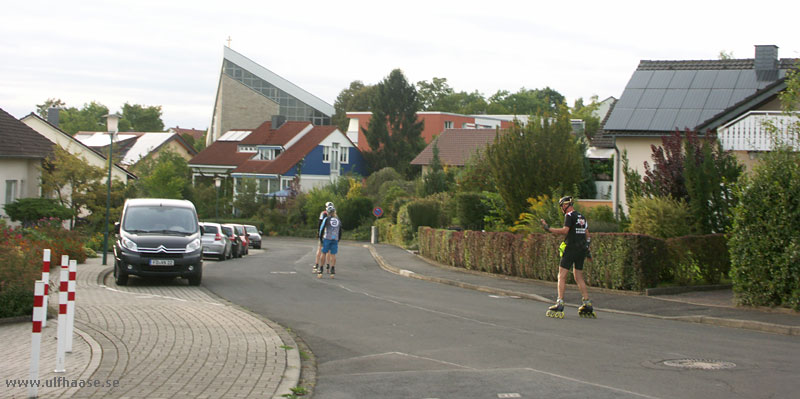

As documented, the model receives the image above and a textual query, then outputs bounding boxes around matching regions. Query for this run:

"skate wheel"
[317,274,322,279]
[558,312,564,319]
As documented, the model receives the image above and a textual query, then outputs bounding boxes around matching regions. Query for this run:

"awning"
[586,147,615,159]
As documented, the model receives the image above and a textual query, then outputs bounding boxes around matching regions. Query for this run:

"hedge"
[419,227,671,291]
[665,234,730,285]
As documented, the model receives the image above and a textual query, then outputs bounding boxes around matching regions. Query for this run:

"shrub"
[365,167,403,198]
[4,198,73,227]
[729,149,800,309]
[665,234,730,285]
[455,192,488,231]
[578,205,621,233]
[627,196,691,238]
[337,196,374,230]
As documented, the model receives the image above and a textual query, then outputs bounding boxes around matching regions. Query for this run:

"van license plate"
[149,259,174,266]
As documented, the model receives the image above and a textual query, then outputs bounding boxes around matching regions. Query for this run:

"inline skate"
[578,299,596,318]
[546,299,565,318]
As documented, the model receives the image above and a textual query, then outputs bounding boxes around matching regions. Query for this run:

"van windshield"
[123,206,198,235]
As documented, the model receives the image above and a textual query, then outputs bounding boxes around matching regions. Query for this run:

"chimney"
[754,45,779,81]
[46,107,60,127]
[271,115,286,129]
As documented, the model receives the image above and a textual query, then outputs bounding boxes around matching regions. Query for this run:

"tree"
[233,178,261,218]
[486,111,583,219]
[39,147,105,229]
[119,103,165,132]
[58,102,110,135]
[416,77,455,110]
[642,130,689,200]
[487,87,566,116]
[332,81,377,132]
[131,150,193,200]
[570,96,601,139]
[36,98,66,118]
[456,148,496,193]
[422,139,449,195]
[362,69,425,177]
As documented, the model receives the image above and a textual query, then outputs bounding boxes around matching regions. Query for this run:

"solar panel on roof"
[650,109,680,131]
[638,89,667,108]
[668,70,696,89]
[615,89,644,108]
[674,109,702,130]
[626,71,654,89]
[604,108,634,130]
[690,71,717,89]
[712,70,741,89]
[705,90,734,109]
[626,109,657,130]
[660,89,688,108]
[681,89,711,109]
[647,71,675,89]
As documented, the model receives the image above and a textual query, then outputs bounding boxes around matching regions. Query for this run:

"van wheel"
[188,267,202,286]
[114,261,128,286]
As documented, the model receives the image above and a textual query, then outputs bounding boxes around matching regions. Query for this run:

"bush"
[627,196,691,238]
[729,149,800,309]
[4,198,73,227]
[337,196,374,230]
[665,234,730,285]
[365,167,403,198]
[578,205,621,233]
[404,199,443,233]
[455,192,488,231]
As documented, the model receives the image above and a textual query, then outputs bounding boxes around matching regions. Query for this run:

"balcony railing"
[717,111,800,151]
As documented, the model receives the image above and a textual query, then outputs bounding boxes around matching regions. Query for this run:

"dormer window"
[254,147,282,160]
[238,145,256,153]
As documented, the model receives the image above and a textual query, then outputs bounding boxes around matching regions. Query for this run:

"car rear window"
[221,226,233,236]
[246,226,258,234]
[203,225,219,234]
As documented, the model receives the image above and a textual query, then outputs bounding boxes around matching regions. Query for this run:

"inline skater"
[540,196,595,318]
[318,205,342,279]
[314,201,334,273]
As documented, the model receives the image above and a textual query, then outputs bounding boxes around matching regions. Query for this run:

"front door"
[330,143,340,179]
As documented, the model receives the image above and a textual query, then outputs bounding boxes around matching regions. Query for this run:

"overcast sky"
[2,0,799,130]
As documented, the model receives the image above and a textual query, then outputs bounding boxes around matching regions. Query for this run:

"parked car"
[244,225,262,249]
[231,224,249,255]
[221,224,244,258]
[113,198,203,286]
[199,222,232,261]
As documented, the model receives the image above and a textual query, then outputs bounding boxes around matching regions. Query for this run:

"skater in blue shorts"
[318,205,342,279]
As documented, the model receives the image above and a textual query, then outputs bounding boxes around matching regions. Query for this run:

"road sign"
[373,207,383,218]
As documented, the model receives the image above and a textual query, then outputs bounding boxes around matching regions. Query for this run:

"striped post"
[54,255,68,373]
[65,260,77,353]
[41,250,50,329]
[29,280,45,398]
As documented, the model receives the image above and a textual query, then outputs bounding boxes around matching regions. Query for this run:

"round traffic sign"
[373,207,384,218]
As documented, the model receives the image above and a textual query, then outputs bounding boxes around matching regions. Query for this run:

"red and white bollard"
[66,259,77,353]
[54,255,68,373]
[41,250,50,329]
[29,280,45,398]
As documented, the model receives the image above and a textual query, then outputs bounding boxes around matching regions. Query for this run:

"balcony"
[717,111,800,151]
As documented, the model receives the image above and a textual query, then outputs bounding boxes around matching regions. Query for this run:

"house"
[0,108,54,223]
[207,46,334,146]
[74,131,198,168]
[22,113,137,183]
[345,111,513,153]
[410,128,498,175]
[189,118,367,202]
[168,126,206,149]
[600,44,800,213]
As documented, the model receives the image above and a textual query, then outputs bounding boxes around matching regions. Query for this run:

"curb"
[367,245,800,336]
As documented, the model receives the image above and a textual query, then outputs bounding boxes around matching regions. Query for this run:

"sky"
[2,0,799,130]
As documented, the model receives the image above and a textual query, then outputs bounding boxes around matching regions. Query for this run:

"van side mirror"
[114,222,120,234]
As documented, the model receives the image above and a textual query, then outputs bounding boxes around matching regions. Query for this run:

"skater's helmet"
[325,201,334,208]
[326,205,335,214]
[558,196,574,209]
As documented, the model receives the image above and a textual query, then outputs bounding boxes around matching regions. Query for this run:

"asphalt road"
[202,237,800,399]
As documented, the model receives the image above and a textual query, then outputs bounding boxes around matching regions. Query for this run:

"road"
[202,237,800,399]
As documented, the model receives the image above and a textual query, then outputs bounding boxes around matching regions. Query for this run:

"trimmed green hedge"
[419,227,673,291]
[665,234,730,285]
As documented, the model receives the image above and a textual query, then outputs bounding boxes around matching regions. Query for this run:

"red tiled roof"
[188,140,252,166]
[232,125,337,175]
[171,127,206,140]
[411,129,500,166]
[240,121,310,146]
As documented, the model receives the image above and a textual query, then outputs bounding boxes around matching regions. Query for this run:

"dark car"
[231,224,249,256]
[244,225,262,249]
[113,198,203,286]
[221,224,244,258]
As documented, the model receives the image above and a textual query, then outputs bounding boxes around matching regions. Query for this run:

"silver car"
[199,222,232,261]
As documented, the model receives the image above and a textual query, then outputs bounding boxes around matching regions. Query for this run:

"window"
[322,146,330,162]
[239,145,256,153]
[5,180,18,205]
[339,147,349,164]
[444,121,453,129]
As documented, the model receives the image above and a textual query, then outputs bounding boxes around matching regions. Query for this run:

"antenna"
[226,36,232,48]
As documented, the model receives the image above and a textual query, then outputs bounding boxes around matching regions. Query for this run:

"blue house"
[189,118,367,199]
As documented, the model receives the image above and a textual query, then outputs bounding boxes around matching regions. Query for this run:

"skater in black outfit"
[540,196,595,318]
[318,206,341,279]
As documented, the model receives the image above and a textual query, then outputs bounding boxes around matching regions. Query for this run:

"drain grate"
[661,359,736,370]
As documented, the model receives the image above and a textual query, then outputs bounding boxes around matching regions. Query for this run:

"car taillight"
[215,233,222,241]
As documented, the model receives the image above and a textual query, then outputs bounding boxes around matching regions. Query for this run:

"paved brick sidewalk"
[1,257,299,398]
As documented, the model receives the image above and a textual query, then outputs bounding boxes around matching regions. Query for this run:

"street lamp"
[215,177,222,223]
[102,113,121,266]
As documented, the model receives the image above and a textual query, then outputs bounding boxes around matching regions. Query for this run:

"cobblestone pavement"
[1,256,299,399]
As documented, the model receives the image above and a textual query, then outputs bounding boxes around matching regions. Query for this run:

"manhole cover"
[661,359,736,370]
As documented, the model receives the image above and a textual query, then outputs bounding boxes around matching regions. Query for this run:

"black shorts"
[560,250,585,271]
